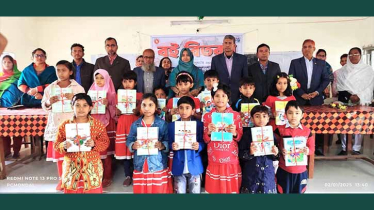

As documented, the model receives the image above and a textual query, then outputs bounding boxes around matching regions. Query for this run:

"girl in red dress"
[203,84,243,193]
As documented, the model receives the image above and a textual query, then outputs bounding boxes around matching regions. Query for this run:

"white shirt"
[285,121,303,130]
[183,150,189,174]
[304,57,314,89]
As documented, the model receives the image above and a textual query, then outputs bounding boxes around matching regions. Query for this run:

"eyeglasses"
[349,54,360,57]
[34,54,45,58]
[143,56,154,59]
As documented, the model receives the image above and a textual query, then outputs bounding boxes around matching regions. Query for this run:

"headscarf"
[0,59,21,98]
[168,48,204,90]
[89,69,117,126]
[336,54,374,105]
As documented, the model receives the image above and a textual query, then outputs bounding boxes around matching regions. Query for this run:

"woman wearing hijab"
[1,55,24,158]
[336,47,374,156]
[168,48,204,98]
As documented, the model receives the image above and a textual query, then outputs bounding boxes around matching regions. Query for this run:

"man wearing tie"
[288,39,330,156]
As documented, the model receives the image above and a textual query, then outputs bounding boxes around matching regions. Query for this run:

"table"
[0,108,48,179]
[301,105,374,179]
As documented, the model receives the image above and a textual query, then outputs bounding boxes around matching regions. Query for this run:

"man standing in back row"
[211,35,248,103]
[248,43,281,103]
[94,37,131,91]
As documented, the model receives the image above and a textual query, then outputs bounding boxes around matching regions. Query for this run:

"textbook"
[175,121,197,149]
[157,98,166,120]
[65,123,91,152]
[251,126,274,156]
[283,137,308,166]
[88,90,107,114]
[172,98,180,122]
[275,101,288,125]
[117,89,137,114]
[137,127,159,156]
[241,103,259,127]
[51,87,73,113]
[211,112,233,141]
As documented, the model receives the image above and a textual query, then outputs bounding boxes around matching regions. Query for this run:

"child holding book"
[232,77,260,134]
[42,60,85,191]
[88,69,117,187]
[168,96,205,193]
[126,93,172,193]
[274,100,315,194]
[196,69,219,187]
[231,77,259,112]
[115,71,143,187]
[153,86,168,120]
[197,69,219,117]
[54,93,109,193]
[239,105,279,194]
[203,84,243,194]
[263,72,296,130]
[166,71,201,122]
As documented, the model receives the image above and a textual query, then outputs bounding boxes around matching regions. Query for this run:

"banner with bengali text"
[151,34,243,71]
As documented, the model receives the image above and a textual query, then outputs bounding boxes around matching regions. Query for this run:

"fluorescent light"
[171,20,229,26]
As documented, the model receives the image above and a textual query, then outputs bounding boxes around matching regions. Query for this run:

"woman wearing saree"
[18,48,57,107]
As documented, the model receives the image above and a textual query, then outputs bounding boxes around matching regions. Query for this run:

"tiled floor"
[1,135,374,194]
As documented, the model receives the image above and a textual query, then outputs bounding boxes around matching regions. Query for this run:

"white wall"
[0,17,39,69]
[1,17,373,71]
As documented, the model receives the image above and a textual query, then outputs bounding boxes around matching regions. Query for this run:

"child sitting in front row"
[274,100,315,194]
[239,105,279,194]
[168,96,205,194]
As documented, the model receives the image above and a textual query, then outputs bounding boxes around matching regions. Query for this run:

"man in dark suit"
[211,35,248,103]
[71,43,94,93]
[288,39,330,106]
[248,43,281,103]
[289,39,330,156]
[133,49,165,93]
[94,37,131,91]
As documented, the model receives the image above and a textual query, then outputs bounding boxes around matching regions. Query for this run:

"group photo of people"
[1,16,374,194]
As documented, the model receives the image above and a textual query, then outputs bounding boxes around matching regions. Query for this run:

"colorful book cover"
[157,99,166,120]
[65,123,91,152]
[51,87,73,113]
[117,89,137,114]
[200,90,213,114]
[172,98,180,122]
[251,126,274,156]
[137,127,159,156]
[275,101,288,125]
[174,121,197,149]
[283,137,308,166]
[241,103,259,127]
[88,90,107,114]
[211,112,233,141]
